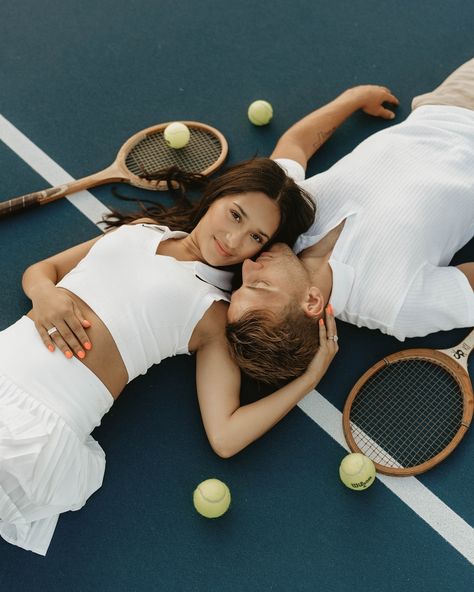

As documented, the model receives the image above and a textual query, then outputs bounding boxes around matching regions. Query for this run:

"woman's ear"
[302,286,324,319]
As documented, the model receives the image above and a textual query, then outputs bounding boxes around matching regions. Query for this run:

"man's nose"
[242,258,263,275]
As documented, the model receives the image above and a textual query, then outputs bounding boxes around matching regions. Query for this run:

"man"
[226,58,474,384]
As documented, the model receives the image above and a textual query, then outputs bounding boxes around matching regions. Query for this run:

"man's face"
[227,243,307,322]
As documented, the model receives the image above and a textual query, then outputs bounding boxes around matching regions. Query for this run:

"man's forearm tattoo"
[312,127,337,150]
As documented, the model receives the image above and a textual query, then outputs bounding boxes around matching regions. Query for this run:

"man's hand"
[345,84,400,119]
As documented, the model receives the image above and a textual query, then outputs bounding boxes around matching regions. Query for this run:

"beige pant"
[412,57,474,111]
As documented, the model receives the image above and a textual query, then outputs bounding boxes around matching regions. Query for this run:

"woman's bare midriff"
[27,289,128,400]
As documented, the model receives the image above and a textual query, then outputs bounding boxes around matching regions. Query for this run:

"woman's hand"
[344,85,400,120]
[305,305,339,387]
[31,286,92,359]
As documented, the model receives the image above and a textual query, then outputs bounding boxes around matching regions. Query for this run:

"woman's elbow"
[207,433,238,459]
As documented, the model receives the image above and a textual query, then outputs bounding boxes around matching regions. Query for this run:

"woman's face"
[193,192,281,267]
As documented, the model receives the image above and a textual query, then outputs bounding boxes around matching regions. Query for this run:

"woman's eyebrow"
[233,202,271,240]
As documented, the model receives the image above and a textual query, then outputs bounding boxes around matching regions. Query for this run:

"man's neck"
[299,219,345,305]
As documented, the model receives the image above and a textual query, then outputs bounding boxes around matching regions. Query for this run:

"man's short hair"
[226,303,320,384]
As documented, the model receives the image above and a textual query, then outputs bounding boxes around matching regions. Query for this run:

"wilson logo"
[351,476,373,488]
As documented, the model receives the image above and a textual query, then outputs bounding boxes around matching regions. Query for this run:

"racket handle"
[0,166,122,219]
[0,185,69,218]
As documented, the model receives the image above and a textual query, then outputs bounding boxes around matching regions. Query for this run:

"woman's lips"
[214,238,232,257]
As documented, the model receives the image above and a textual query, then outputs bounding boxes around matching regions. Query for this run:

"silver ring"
[47,326,59,336]
[327,335,338,342]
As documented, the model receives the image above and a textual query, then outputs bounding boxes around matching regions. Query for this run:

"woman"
[0,157,338,556]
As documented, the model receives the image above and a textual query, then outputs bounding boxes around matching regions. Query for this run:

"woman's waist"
[29,288,129,398]
[0,316,114,433]
[59,288,195,379]
[41,288,196,384]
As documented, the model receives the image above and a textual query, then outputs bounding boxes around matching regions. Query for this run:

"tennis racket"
[342,329,474,476]
[0,121,228,218]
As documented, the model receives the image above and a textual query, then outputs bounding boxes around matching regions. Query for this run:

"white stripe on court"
[0,114,111,226]
[2,112,473,566]
[298,390,474,565]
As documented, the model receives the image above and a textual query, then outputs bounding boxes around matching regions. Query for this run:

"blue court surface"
[0,1,473,590]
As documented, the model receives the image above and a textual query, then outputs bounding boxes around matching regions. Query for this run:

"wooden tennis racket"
[0,121,228,218]
[342,329,474,476]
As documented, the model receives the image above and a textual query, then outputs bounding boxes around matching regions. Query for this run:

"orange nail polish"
[48,344,55,352]
[327,304,333,314]
[77,351,85,359]
[65,351,73,359]
[319,318,324,326]
[84,342,92,351]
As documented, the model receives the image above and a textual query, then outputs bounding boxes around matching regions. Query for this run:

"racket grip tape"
[0,186,68,218]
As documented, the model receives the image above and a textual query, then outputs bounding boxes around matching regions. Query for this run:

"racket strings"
[349,359,464,468]
[125,128,223,178]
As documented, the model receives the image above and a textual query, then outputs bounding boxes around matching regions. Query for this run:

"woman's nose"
[226,229,244,248]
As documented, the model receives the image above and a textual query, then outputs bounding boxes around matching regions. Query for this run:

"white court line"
[0,114,111,226]
[1,113,473,566]
[298,391,474,565]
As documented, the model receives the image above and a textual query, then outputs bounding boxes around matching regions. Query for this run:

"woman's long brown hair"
[102,157,315,253]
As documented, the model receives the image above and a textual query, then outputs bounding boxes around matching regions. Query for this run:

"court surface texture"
[0,1,472,590]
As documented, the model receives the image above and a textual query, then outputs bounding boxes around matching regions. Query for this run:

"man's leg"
[412,57,474,110]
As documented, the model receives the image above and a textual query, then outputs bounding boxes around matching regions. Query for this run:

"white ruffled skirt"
[0,317,114,555]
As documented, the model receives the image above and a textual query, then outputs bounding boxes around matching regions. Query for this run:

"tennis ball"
[248,100,273,126]
[193,478,231,518]
[164,122,190,149]
[339,453,376,491]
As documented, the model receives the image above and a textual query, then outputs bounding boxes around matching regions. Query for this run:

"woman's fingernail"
[319,318,324,326]
[83,320,92,327]
[65,351,73,359]
[77,350,86,359]
[48,344,55,352]
[84,342,92,351]
[327,304,333,314]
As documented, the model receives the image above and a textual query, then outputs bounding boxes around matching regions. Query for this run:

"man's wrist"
[338,87,367,110]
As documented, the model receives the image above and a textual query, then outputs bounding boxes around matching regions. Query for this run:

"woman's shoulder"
[129,217,160,225]
[194,300,228,344]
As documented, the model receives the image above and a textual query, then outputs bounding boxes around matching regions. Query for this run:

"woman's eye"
[231,210,241,221]
[251,233,263,243]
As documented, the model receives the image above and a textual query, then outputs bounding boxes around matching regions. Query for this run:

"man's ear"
[302,286,324,319]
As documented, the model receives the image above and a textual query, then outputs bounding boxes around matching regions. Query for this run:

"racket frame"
[0,121,228,217]
[115,121,228,191]
[342,337,474,476]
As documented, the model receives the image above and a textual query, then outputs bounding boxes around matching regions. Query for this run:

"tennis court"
[0,1,472,590]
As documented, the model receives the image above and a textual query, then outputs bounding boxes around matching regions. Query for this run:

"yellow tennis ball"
[339,453,376,491]
[193,478,231,518]
[248,100,273,126]
[164,122,190,149]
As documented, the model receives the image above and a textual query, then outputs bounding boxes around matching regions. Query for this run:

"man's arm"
[457,263,474,289]
[271,85,400,170]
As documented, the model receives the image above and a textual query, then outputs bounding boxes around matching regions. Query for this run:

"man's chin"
[271,242,291,252]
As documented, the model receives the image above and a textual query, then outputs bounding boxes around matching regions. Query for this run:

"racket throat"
[40,165,126,203]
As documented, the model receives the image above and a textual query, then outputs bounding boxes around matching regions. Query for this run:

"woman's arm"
[23,218,156,356]
[22,234,105,356]
[271,85,400,170]
[195,305,337,458]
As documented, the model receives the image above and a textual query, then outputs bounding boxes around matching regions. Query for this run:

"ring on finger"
[327,335,338,342]
[47,326,59,336]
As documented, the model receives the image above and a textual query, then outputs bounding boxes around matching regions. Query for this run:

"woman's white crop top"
[57,224,232,382]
